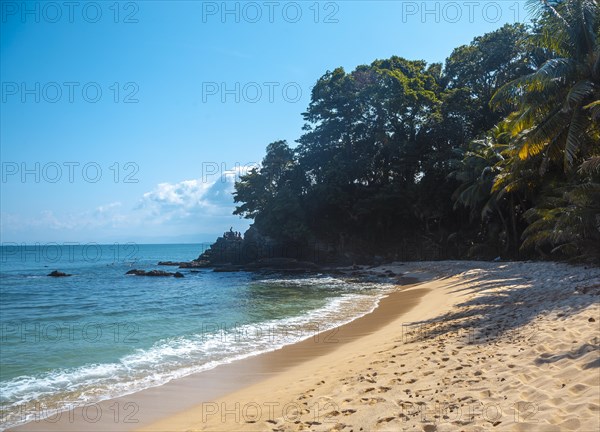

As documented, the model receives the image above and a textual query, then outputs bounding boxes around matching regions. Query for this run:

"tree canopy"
[233,0,599,264]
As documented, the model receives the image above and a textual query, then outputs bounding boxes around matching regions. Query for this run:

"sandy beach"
[10,261,599,432]
[135,261,599,432]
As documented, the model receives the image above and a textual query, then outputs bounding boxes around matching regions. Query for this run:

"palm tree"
[486,0,600,262]
[521,180,600,262]
[451,122,536,255]
[491,0,599,173]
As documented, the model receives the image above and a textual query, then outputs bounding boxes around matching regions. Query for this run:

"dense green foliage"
[234,0,599,263]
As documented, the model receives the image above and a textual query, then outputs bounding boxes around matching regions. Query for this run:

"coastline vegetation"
[233,0,599,264]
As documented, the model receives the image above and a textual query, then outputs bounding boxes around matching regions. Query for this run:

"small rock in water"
[126,269,183,277]
[145,270,173,277]
[47,270,71,277]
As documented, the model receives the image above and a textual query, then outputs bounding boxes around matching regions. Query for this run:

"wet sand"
[10,275,429,432]
[141,262,600,432]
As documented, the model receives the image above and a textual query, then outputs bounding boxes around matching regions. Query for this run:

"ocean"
[0,244,394,430]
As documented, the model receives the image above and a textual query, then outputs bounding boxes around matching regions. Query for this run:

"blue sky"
[1,0,530,244]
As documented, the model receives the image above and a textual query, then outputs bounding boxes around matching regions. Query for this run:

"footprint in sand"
[376,416,395,424]
[360,397,386,405]
[569,383,588,394]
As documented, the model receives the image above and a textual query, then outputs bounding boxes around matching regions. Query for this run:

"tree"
[229,6,599,263]
[491,0,599,172]
[489,0,600,262]
[233,140,309,242]
[294,57,444,249]
[444,23,533,138]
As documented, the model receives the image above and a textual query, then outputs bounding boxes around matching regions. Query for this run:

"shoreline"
[142,261,600,432]
[8,268,431,432]
[8,261,599,432]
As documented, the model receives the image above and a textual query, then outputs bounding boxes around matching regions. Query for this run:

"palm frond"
[579,156,600,173]
[564,109,586,169]
[563,80,596,110]
[491,58,574,108]
[519,108,569,160]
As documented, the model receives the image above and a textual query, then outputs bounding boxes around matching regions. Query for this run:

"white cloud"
[136,169,241,221]
[1,169,253,242]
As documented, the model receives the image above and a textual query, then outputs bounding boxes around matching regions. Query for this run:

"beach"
[4,1,599,431]
[140,261,599,432]
[8,261,599,432]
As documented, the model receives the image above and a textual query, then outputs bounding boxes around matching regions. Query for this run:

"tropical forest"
[232,0,600,264]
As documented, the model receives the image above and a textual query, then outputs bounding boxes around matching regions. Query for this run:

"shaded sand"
[140,261,600,432]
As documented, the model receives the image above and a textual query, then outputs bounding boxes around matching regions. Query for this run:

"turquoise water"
[0,244,392,430]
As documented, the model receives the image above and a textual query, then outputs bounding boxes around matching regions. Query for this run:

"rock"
[213,265,243,272]
[197,229,245,265]
[48,270,71,277]
[589,317,596,322]
[145,270,175,277]
[179,260,210,268]
[242,258,321,272]
[126,269,183,277]
[158,260,210,268]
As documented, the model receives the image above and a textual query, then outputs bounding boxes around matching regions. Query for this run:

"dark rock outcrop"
[48,270,71,277]
[158,260,210,268]
[178,260,210,268]
[209,258,322,273]
[193,225,376,270]
[126,269,184,278]
[197,228,245,265]
[197,226,328,266]
[243,258,321,272]
[212,265,243,273]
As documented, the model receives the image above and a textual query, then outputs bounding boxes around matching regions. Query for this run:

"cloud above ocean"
[0,168,252,243]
